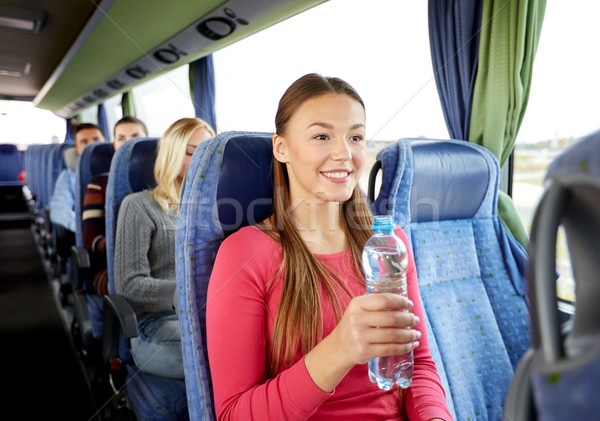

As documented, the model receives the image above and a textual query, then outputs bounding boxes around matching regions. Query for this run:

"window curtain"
[65,118,76,143]
[97,103,110,141]
[121,91,136,117]
[428,0,483,141]
[428,0,546,249]
[468,0,546,248]
[189,54,217,132]
[469,0,546,166]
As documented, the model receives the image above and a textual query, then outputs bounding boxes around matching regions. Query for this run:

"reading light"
[0,6,45,33]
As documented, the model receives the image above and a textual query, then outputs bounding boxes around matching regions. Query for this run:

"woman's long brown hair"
[264,73,374,375]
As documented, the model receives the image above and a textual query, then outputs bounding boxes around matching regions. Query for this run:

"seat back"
[74,143,114,247]
[505,130,600,421]
[38,144,54,216]
[176,131,273,420]
[48,143,74,203]
[370,138,530,421]
[0,143,23,185]
[105,137,158,294]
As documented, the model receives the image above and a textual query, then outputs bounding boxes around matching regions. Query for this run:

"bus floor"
[0,221,98,420]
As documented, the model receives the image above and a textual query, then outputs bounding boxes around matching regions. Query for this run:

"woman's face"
[273,93,367,204]
[178,127,213,181]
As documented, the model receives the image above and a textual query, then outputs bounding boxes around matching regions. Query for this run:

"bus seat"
[47,143,74,278]
[504,133,600,421]
[38,145,57,258]
[0,144,26,217]
[0,143,24,186]
[104,137,188,421]
[176,131,273,420]
[70,142,114,345]
[369,138,531,421]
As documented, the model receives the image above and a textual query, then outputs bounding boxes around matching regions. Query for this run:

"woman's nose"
[331,137,352,160]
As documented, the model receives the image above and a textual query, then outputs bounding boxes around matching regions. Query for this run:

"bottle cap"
[372,215,394,230]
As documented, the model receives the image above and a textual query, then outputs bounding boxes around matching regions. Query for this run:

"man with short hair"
[49,123,105,232]
[82,116,148,296]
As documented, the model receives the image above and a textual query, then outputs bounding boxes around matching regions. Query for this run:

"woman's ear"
[273,134,288,163]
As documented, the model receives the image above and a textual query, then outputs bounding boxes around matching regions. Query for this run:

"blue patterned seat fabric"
[105,137,188,421]
[176,131,273,421]
[373,139,531,421]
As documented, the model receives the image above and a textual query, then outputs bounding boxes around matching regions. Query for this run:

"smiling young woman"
[206,73,451,421]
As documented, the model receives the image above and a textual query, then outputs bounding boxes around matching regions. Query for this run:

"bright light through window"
[133,66,194,137]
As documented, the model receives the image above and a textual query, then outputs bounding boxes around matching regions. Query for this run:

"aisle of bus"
[0,192,98,419]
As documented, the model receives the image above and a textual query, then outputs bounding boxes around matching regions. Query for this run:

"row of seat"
[27,129,596,420]
[28,133,529,420]
[173,133,532,421]
[24,143,75,282]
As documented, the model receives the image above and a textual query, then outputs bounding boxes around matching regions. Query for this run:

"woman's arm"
[114,194,175,314]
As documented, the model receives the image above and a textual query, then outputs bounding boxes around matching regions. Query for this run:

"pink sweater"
[206,226,452,421]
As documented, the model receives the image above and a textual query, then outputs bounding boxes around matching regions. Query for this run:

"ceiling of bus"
[0,0,98,101]
[0,0,325,117]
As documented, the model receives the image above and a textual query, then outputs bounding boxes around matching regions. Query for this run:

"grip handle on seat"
[367,160,382,205]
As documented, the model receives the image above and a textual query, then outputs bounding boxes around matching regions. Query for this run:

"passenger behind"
[49,123,105,233]
[206,74,451,420]
[82,116,148,297]
[114,117,215,379]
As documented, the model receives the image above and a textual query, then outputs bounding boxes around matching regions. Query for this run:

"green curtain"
[121,91,136,117]
[469,0,546,248]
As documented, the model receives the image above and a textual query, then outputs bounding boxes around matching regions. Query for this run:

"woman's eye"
[314,134,329,140]
[350,135,364,142]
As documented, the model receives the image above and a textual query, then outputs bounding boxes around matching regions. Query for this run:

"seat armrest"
[102,294,138,364]
[70,245,90,291]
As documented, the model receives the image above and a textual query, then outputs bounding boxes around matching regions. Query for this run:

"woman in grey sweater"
[115,117,215,379]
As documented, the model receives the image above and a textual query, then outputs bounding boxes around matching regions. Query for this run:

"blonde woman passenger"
[206,74,451,420]
[114,117,215,378]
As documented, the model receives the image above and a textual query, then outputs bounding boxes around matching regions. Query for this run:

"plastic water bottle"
[362,215,413,389]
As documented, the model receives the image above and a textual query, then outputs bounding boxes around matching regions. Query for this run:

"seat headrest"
[216,134,274,235]
[63,146,78,171]
[545,129,600,184]
[410,140,491,222]
[128,139,158,192]
[372,139,499,226]
[89,143,114,176]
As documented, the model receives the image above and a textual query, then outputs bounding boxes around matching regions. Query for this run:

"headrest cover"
[410,140,490,222]
[90,143,114,176]
[545,129,600,184]
[63,146,78,171]
[216,135,273,236]
[129,139,157,192]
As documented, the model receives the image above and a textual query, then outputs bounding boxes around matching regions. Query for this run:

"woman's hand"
[332,293,420,365]
[304,293,420,392]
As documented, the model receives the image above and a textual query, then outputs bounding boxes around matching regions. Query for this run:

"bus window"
[0,100,65,147]
[78,105,98,126]
[513,2,600,310]
[213,0,449,192]
[132,65,195,137]
[103,94,124,144]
